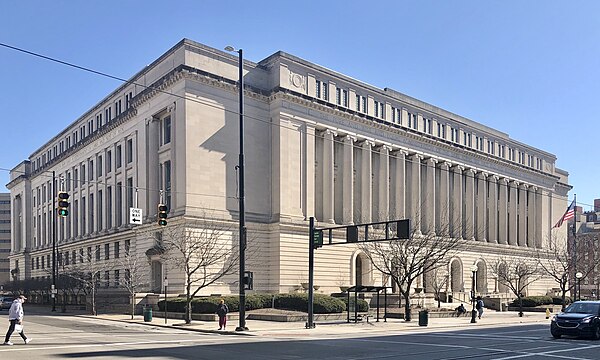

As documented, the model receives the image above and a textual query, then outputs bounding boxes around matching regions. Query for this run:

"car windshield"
[564,302,600,315]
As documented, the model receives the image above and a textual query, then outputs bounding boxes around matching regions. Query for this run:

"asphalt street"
[1,313,599,359]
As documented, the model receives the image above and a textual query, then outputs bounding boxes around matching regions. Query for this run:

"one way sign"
[129,208,143,225]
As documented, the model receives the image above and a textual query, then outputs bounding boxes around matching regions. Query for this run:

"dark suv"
[551,301,600,339]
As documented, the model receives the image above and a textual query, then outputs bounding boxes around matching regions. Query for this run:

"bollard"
[546,308,551,319]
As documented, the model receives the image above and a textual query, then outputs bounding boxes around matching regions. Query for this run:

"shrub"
[275,293,346,314]
[552,296,572,305]
[339,297,369,312]
[511,296,552,307]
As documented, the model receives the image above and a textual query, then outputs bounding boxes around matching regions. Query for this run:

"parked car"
[551,301,600,339]
[0,296,15,310]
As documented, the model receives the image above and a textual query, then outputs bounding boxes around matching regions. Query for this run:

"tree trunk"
[404,292,412,321]
[185,283,192,324]
[561,291,567,311]
[131,293,135,320]
[518,296,523,317]
[92,286,97,316]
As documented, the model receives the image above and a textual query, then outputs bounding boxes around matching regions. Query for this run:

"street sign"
[129,208,143,225]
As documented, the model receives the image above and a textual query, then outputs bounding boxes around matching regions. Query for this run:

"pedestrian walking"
[476,296,484,319]
[215,299,229,330]
[4,294,32,345]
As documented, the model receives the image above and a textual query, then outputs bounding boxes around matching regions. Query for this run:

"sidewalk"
[88,310,552,338]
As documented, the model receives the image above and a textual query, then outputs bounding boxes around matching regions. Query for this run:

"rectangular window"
[125,92,133,108]
[316,80,321,98]
[335,87,341,105]
[374,101,379,117]
[73,200,78,237]
[107,150,112,173]
[116,145,122,169]
[107,186,112,229]
[89,194,94,234]
[127,177,134,211]
[72,250,76,265]
[163,116,171,145]
[116,100,122,115]
[114,241,120,259]
[97,190,103,231]
[361,96,367,113]
[380,103,385,119]
[126,139,133,163]
[98,156,103,177]
[116,182,123,227]
[125,239,131,255]
[356,94,361,111]
[322,82,328,101]
[104,271,110,288]
[81,197,86,235]
[114,270,120,287]
[105,243,110,260]
[81,164,86,184]
[89,160,94,180]
[342,90,348,107]
[95,245,101,261]
[164,161,172,210]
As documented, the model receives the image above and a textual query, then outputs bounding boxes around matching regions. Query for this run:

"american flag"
[553,199,576,229]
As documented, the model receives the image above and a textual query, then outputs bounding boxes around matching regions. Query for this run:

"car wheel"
[594,326,600,340]
[551,329,562,339]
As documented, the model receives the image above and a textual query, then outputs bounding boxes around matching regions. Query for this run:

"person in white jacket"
[4,295,31,345]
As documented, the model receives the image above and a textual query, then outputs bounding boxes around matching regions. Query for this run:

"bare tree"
[63,246,111,315]
[491,257,541,317]
[536,232,599,310]
[360,211,466,321]
[117,248,150,319]
[429,267,449,308]
[160,215,238,324]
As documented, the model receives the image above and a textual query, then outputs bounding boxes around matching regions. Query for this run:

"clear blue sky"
[1,1,598,210]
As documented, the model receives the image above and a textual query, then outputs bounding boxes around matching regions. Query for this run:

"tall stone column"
[538,188,549,248]
[146,117,160,221]
[475,172,487,241]
[464,168,476,240]
[488,176,498,243]
[305,124,316,219]
[438,162,450,236]
[391,150,406,221]
[451,166,463,238]
[377,146,390,222]
[508,181,518,246]
[518,184,528,246]
[425,158,437,235]
[342,135,354,224]
[527,187,537,247]
[409,154,422,235]
[323,129,335,223]
[360,141,373,224]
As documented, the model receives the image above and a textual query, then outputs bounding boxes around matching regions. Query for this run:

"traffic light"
[157,204,168,226]
[57,192,70,217]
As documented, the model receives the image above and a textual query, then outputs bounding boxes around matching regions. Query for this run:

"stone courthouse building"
[7,39,571,301]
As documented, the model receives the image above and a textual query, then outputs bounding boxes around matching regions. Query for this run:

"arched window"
[450,259,463,292]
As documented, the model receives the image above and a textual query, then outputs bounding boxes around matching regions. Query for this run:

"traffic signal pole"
[307,217,315,329]
[52,171,56,312]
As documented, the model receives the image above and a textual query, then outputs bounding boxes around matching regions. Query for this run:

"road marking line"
[0,338,203,352]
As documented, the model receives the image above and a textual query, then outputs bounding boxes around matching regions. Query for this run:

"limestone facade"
[7,39,571,299]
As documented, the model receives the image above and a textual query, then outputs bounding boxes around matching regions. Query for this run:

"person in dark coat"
[216,299,229,330]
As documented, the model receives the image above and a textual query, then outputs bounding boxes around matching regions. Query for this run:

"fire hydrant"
[546,308,551,319]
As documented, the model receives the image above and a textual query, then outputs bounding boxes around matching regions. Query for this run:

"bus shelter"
[346,285,390,323]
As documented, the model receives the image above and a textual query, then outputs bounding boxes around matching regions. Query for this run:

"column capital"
[409,153,422,161]
[509,180,520,188]
[438,161,452,170]
[489,175,499,183]
[343,135,357,143]
[323,129,337,137]
[519,183,529,190]
[476,172,488,179]
[465,168,476,175]
[452,165,464,173]
[394,149,409,156]
[378,144,392,153]
[425,157,438,165]
[361,139,375,148]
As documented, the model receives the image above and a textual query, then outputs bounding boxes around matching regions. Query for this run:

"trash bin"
[418,310,429,326]
[143,305,153,322]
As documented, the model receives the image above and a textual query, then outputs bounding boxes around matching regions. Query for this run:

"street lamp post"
[224,45,248,332]
[470,265,477,324]
[164,277,168,324]
[51,170,56,312]
[576,272,583,301]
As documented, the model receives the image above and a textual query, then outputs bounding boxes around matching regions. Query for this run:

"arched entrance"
[354,253,371,287]
[450,259,463,292]
[476,260,487,293]
[498,262,509,293]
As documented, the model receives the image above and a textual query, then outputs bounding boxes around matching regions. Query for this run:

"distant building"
[595,198,600,212]
[7,39,572,302]
[0,193,10,286]
[571,204,600,299]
